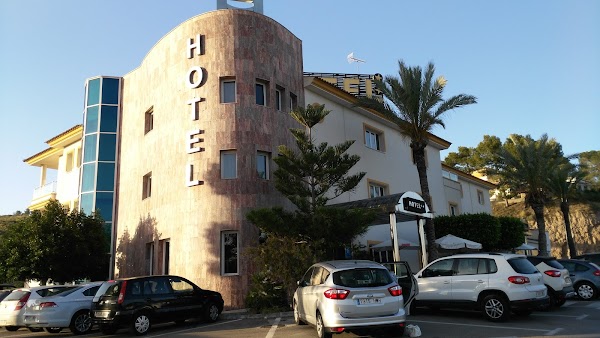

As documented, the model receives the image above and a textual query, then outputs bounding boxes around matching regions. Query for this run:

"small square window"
[142,172,152,199]
[289,92,297,111]
[368,180,388,198]
[364,124,385,151]
[275,87,283,111]
[449,203,459,216]
[221,231,238,275]
[477,190,485,205]
[257,151,270,179]
[221,79,236,103]
[255,81,267,106]
[221,150,237,179]
[144,107,154,134]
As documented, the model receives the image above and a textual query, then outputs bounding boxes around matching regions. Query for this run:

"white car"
[293,260,417,338]
[413,253,548,322]
[23,282,102,334]
[0,285,76,332]
[526,256,575,308]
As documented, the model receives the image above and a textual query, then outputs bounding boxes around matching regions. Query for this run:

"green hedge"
[434,213,511,251]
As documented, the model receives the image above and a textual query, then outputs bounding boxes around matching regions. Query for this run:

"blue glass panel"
[96,163,115,191]
[98,134,116,161]
[87,78,100,106]
[101,78,120,105]
[95,192,114,222]
[85,106,99,134]
[80,192,94,215]
[83,134,97,163]
[81,163,96,192]
[100,105,118,132]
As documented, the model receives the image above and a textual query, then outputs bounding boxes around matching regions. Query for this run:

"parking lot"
[2,299,600,338]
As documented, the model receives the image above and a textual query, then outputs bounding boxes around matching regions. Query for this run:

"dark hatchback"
[90,275,224,335]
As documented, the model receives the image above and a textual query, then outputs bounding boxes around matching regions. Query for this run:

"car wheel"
[293,301,305,325]
[576,282,597,300]
[100,324,117,335]
[130,312,151,336]
[512,309,532,316]
[45,327,62,333]
[316,312,332,338]
[482,293,510,322]
[70,310,93,335]
[28,327,44,332]
[5,326,19,331]
[203,302,220,323]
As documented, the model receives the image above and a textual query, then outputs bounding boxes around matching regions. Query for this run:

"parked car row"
[292,252,600,338]
[0,275,224,336]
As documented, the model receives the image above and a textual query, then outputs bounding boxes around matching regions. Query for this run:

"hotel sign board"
[395,191,432,219]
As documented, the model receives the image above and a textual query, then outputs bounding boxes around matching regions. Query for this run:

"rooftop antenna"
[347,52,365,73]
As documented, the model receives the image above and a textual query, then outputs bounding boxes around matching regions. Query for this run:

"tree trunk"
[560,200,577,258]
[531,202,548,256]
[412,144,438,262]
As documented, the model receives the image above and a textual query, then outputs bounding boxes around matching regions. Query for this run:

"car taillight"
[323,288,349,300]
[15,293,31,310]
[117,281,127,305]
[544,270,561,277]
[40,302,58,308]
[593,270,600,277]
[508,276,530,284]
[330,327,345,333]
[388,285,403,297]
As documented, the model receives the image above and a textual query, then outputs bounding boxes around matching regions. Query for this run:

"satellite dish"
[347,52,366,64]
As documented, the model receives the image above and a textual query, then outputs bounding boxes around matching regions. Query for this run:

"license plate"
[358,298,381,305]
[94,311,110,318]
[536,290,545,297]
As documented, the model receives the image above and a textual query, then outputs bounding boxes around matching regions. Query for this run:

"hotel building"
[24,2,494,309]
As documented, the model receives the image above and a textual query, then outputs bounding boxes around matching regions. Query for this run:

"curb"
[221,310,294,320]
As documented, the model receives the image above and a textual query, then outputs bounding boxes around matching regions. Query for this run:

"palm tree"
[493,134,564,256]
[546,159,585,258]
[357,60,477,262]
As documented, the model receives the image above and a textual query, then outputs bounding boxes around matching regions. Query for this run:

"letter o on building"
[186,66,204,88]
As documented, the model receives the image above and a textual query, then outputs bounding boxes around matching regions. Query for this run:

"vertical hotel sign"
[185,34,205,187]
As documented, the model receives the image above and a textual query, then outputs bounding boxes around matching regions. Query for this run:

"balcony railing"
[32,181,57,200]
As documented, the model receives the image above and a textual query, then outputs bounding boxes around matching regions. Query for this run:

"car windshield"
[36,286,76,297]
[508,257,539,274]
[545,259,565,269]
[94,281,121,301]
[55,286,83,297]
[333,268,393,287]
[3,290,29,301]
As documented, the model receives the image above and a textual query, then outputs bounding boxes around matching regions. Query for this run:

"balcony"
[29,181,57,210]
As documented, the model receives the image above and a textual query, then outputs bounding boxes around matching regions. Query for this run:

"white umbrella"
[515,243,537,250]
[370,238,419,250]
[435,234,482,250]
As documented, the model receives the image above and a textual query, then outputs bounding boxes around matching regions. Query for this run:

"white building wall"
[55,142,81,209]
[459,178,492,214]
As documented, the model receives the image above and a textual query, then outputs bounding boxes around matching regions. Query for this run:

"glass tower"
[80,76,121,277]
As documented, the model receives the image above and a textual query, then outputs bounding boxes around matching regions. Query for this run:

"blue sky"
[1,0,598,215]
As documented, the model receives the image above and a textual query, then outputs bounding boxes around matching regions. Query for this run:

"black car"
[91,275,224,335]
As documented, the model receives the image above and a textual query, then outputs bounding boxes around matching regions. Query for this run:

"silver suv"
[293,260,416,338]
[413,253,548,322]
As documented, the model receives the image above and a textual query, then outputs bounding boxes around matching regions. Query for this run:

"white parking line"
[265,317,281,338]
[408,319,549,332]
[532,313,583,318]
[545,328,564,335]
[586,302,600,309]
[148,318,243,337]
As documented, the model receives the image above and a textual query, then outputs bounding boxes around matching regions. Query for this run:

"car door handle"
[444,281,450,284]
[478,280,484,283]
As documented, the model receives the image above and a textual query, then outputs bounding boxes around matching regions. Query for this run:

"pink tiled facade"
[115,10,303,309]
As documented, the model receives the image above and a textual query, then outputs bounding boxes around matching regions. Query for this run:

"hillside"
[492,199,600,258]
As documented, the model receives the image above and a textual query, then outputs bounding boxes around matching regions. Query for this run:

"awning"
[370,238,419,251]
[331,192,433,224]
[436,234,482,250]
